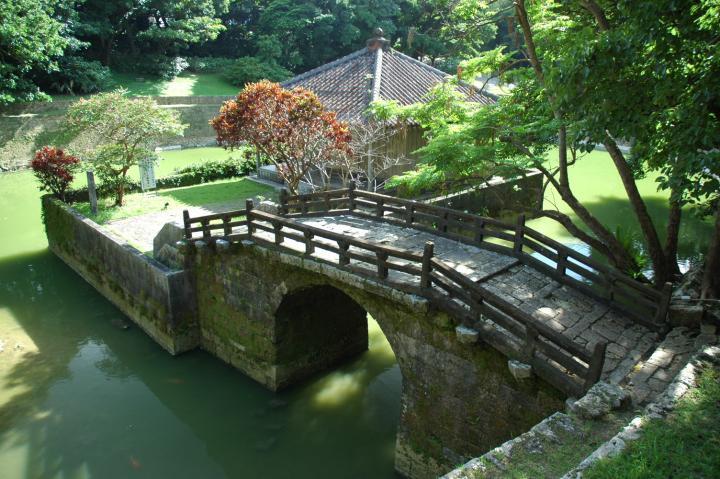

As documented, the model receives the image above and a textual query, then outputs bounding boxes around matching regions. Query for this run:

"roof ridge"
[281,48,371,87]
[370,47,383,103]
[385,49,498,102]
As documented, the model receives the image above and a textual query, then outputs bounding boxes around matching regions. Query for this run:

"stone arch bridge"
[181,186,671,478]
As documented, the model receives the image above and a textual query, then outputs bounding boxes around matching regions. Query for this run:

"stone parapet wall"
[42,197,199,353]
[421,171,544,217]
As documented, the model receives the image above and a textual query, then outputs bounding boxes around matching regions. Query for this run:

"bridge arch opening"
[274,284,377,387]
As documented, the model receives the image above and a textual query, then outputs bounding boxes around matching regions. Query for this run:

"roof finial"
[367,27,390,51]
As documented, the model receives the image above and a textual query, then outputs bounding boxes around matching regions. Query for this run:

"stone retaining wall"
[1,96,233,171]
[42,196,199,353]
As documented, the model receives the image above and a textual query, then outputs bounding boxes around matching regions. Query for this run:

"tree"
[0,0,69,103]
[30,146,80,201]
[65,90,185,205]
[211,81,351,194]
[74,0,229,64]
[374,0,720,291]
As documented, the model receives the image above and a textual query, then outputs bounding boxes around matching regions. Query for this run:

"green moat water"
[0,171,402,478]
[0,150,712,478]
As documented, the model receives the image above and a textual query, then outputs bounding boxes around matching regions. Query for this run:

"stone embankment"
[442,326,718,479]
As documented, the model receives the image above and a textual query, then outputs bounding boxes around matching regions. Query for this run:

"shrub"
[46,56,113,94]
[111,54,188,80]
[186,56,236,73]
[64,156,257,203]
[160,157,257,187]
[30,146,80,201]
[221,57,292,87]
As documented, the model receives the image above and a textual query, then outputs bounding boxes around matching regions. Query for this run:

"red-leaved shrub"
[30,146,80,201]
[211,81,352,194]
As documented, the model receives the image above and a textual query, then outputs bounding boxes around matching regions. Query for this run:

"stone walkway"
[105,198,261,254]
[117,209,675,391]
[250,215,661,385]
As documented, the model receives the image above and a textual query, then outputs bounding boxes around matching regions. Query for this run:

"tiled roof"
[282,46,495,121]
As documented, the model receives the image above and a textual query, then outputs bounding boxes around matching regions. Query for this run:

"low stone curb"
[560,344,720,478]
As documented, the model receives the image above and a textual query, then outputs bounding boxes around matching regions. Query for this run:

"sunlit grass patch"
[584,368,720,479]
[74,177,274,224]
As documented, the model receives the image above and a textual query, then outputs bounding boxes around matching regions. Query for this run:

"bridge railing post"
[513,214,526,254]
[182,210,191,239]
[421,241,434,289]
[348,180,356,212]
[376,251,389,279]
[405,204,414,226]
[524,324,539,362]
[246,199,255,239]
[304,230,315,255]
[272,220,283,245]
[279,188,289,215]
[474,217,485,244]
[375,197,384,218]
[222,214,232,237]
[654,281,673,328]
[583,341,607,391]
[337,240,350,266]
[201,219,211,241]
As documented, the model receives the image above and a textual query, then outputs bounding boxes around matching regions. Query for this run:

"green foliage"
[65,90,185,205]
[159,157,256,188]
[46,56,113,94]
[111,54,189,80]
[386,165,447,197]
[584,368,720,479]
[221,57,292,87]
[0,0,69,103]
[613,226,648,279]
[185,56,236,73]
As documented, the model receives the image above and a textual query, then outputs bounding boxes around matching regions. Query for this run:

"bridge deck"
[246,214,659,384]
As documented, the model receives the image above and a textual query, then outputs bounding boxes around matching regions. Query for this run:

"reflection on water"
[0,248,401,478]
[0,171,402,478]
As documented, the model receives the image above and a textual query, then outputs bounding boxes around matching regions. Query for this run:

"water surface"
[0,170,402,479]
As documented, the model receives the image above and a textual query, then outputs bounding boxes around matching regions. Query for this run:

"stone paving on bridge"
[113,210,680,397]
[264,215,661,386]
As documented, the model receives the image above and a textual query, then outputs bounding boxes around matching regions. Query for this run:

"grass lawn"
[74,177,274,224]
[584,368,720,479]
[69,146,243,189]
[52,71,239,100]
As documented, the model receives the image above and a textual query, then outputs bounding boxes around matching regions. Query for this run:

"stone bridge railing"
[182,186,671,397]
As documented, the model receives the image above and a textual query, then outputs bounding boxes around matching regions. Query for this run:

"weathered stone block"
[153,220,185,258]
[455,325,479,344]
[508,360,533,380]
[257,200,280,214]
[215,238,230,252]
[568,382,630,419]
[669,303,704,328]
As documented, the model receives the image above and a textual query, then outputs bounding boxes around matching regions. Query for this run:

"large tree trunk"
[514,1,640,276]
[603,137,669,285]
[701,203,720,299]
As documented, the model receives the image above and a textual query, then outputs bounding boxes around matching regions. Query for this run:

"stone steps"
[621,325,717,404]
